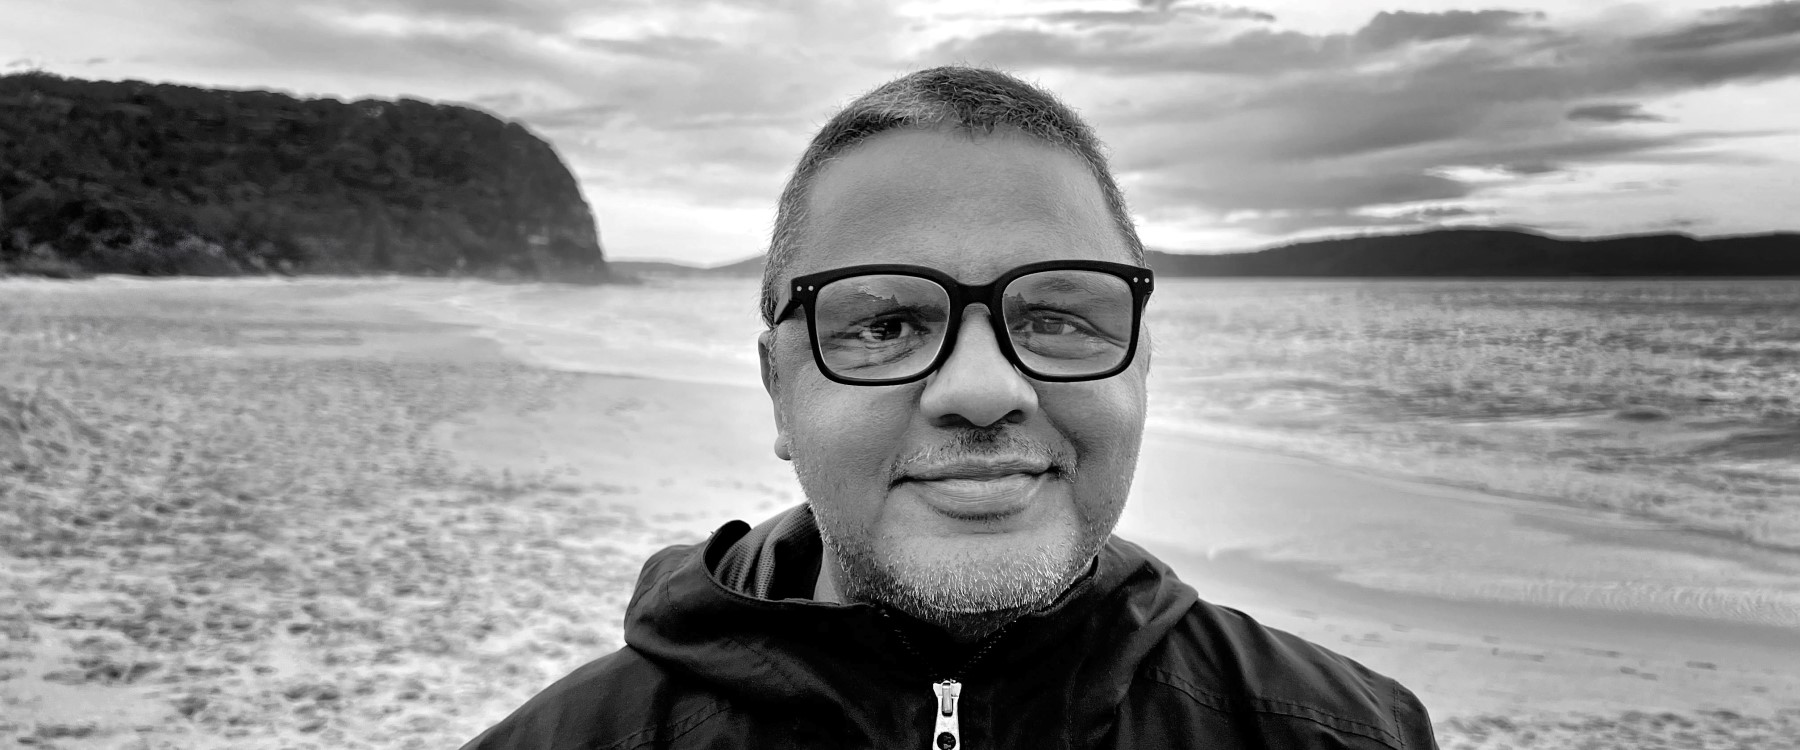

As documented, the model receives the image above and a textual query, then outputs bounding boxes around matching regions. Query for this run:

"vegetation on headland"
[0,72,606,282]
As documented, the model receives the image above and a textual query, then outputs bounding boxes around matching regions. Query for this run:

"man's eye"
[1016,312,1092,337]
[845,317,926,343]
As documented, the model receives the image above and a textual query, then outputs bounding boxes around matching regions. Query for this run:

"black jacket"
[462,506,1438,749]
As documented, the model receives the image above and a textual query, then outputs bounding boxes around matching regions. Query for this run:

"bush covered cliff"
[0,72,605,280]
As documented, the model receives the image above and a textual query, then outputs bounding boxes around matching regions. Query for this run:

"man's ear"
[758,330,792,461]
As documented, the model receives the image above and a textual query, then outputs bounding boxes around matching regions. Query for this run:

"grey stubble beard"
[802,428,1129,642]
[817,511,1103,642]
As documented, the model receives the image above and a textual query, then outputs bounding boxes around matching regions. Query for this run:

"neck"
[813,545,846,604]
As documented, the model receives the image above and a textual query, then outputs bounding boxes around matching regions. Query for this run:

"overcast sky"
[5,0,1798,264]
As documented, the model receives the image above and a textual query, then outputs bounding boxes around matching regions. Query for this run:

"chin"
[873,521,1090,615]
[813,482,1123,623]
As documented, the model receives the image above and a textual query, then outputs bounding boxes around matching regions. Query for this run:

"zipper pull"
[931,679,962,750]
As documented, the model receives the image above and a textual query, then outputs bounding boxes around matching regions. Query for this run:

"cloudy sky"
[5,0,1799,264]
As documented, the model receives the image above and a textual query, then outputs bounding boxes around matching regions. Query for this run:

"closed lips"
[901,458,1051,483]
[897,458,1058,520]
[910,473,1039,500]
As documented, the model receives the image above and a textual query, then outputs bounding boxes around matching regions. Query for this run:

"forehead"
[792,127,1131,283]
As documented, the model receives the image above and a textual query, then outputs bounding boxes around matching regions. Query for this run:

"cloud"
[276,0,612,35]
[935,4,1800,88]
[1631,1,1800,53]
[159,0,899,186]
[935,26,1342,76]
[1134,163,1473,214]
[933,7,1550,76]
[1353,10,1546,50]
[926,2,1800,237]
[1407,205,1483,220]
[579,35,723,60]
[1567,102,1667,122]
[1619,3,1800,87]
[1041,2,1276,28]
[1192,203,1488,239]
[518,103,626,129]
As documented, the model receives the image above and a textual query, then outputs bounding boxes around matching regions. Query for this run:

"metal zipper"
[932,679,962,750]
[881,609,1010,750]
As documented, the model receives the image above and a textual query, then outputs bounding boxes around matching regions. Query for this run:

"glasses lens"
[1002,270,1135,377]
[813,274,951,381]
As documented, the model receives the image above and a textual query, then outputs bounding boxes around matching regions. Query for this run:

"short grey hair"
[759,66,1144,327]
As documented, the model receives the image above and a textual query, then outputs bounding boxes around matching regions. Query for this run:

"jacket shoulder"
[459,646,727,750]
[1137,598,1437,750]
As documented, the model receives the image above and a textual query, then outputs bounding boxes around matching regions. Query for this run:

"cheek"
[1042,377,1147,473]
[783,371,916,505]
[793,391,904,462]
[1051,378,1145,530]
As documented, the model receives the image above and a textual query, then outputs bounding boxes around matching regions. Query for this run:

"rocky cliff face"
[0,72,606,281]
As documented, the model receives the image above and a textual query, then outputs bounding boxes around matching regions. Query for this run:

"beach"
[2,277,1796,749]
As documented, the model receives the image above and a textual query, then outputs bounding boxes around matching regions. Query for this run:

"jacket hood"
[622,504,1200,746]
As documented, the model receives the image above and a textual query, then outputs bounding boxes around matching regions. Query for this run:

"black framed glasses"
[774,260,1154,385]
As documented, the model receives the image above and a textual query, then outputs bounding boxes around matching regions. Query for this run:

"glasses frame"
[775,259,1155,386]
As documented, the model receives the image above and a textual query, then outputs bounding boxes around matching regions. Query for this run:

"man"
[463,67,1438,749]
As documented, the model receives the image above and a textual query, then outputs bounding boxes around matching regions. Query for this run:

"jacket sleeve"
[458,681,589,750]
[1391,679,1440,750]
[458,718,520,750]
[456,648,666,750]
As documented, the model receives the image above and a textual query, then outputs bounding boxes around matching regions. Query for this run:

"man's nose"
[918,306,1039,428]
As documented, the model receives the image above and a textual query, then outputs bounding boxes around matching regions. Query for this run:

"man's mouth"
[896,458,1058,520]
[909,473,1040,499]
[902,457,1053,482]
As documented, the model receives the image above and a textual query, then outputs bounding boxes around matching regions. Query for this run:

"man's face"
[761,127,1148,622]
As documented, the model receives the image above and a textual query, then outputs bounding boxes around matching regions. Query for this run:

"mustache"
[889,427,1073,484]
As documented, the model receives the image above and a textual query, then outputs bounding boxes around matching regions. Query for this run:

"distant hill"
[0,72,606,281]
[609,255,765,280]
[1149,229,1800,277]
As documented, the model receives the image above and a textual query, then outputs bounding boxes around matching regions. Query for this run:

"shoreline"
[1141,416,1800,557]
[1125,427,1800,616]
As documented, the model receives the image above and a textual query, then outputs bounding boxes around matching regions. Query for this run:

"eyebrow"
[1009,274,1116,296]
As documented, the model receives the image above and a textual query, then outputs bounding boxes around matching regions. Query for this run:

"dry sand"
[2,278,1796,749]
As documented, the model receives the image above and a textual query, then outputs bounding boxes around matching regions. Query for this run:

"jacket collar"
[623,504,1198,742]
